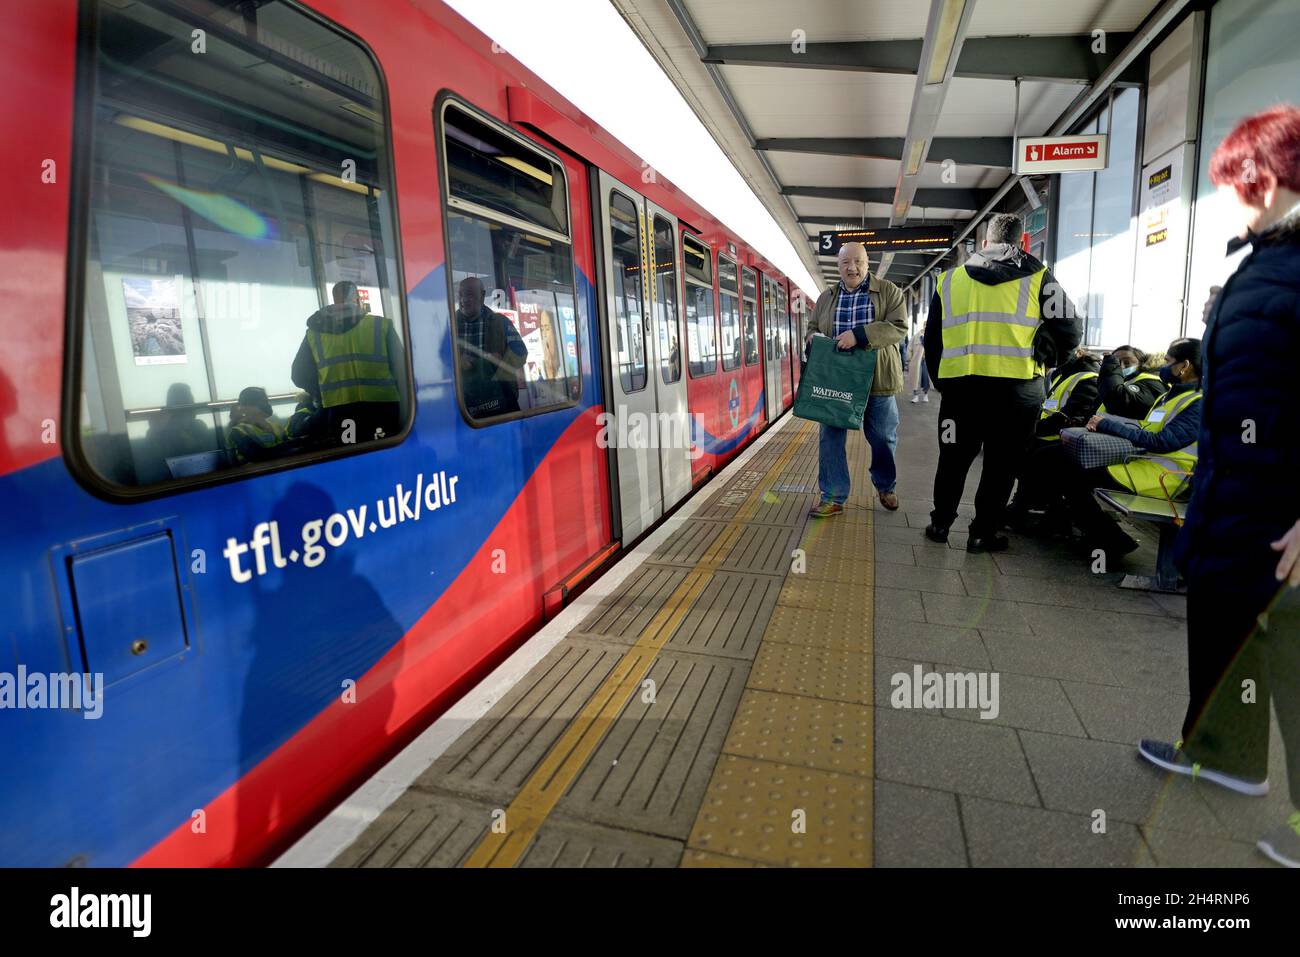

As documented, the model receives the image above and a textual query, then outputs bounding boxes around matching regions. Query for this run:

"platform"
[281,397,1291,868]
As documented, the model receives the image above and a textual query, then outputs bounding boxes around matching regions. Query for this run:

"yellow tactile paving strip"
[683,425,877,867]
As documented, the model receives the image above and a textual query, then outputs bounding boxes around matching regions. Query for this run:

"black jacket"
[925,245,1081,403]
[1035,352,1100,438]
[1096,354,1165,418]
[1174,204,1300,585]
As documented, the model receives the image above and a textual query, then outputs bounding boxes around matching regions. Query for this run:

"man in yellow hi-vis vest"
[922,213,1081,552]
[292,281,408,445]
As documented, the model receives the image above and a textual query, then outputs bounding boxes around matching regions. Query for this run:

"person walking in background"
[924,213,1081,552]
[909,323,931,403]
[804,242,908,517]
[1135,105,1300,867]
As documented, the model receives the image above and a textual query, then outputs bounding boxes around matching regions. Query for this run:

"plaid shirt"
[834,280,875,337]
[456,305,528,363]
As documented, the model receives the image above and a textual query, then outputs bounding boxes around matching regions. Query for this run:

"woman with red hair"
[1137,104,1300,867]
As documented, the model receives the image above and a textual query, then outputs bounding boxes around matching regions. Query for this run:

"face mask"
[1158,363,1178,386]
[1121,365,1138,379]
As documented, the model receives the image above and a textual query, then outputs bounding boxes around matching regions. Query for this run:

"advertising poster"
[123,276,187,365]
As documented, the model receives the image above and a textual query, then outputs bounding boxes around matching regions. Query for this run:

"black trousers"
[1182,574,1300,802]
[930,380,1041,537]
[1014,439,1069,512]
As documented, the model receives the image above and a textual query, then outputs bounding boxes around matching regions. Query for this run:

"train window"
[741,267,759,366]
[608,191,647,393]
[440,101,579,421]
[763,278,775,363]
[682,235,717,378]
[70,0,410,492]
[718,255,740,372]
[652,217,681,385]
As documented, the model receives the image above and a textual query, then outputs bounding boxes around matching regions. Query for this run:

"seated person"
[147,382,213,460]
[1058,338,1203,559]
[226,387,287,465]
[1096,344,1165,418]
[1007,346,1100,530]
[454,276,527,418]
[286,391,323,443]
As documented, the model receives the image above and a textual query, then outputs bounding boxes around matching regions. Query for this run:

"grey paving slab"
[1149,593,1189,619]
[1060,680,1189,745]
[981,631,1122,684]
[331,790,490,868]
[1141,827,1270,868]
[648,519,798,577]
[1020,602,1186,652]
[556,651,749,840]
[1092,639,1189,694]
[873,542,916,565]
[875,523,954,547]
[875,655,930,708]
[416,641,622,803]
[572,563,690,640]
[874,707,1039,806]
[873,561,966,595]
[1196,709,1296,844]
[586,569,781,661]
[921,591,1034,634]
[941,670,1087,737]
[960,796,1150,867]
[873,780,968,867]
[874,618,991,670]
[1017,729,1228,836]
[959,570,1171,617]
[911,546,997,571]
[874,586,926,622]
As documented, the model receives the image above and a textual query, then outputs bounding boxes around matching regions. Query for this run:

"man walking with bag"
[804,242,908,518]
[923,213,1081,551]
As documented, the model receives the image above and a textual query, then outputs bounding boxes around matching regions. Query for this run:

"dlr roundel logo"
[728,379,741,428]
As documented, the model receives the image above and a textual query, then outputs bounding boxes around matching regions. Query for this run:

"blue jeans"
[915,362,931,393]
[818,394,900,503]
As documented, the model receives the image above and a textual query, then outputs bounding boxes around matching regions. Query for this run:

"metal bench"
[1093,489,1187,593]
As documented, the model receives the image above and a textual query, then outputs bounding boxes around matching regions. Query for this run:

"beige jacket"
[804,273,908,395]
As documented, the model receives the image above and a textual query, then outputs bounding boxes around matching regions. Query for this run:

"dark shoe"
[878,490,900,511]
[808,501,844,518]
[924,524,949,543]
[967,534,1010,553]
[1088,527,1140,558]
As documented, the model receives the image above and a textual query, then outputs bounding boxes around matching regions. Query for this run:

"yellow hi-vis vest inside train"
[1039,370,1098,441]
[1096,372,1163,415]
[1107,388,1202,498]
[308,313,401,408]
[938,265,1047,380]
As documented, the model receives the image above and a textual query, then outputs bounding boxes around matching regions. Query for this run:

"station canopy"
[612,0,1170,292]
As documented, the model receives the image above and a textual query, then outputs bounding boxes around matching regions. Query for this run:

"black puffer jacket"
[1096,353,1165,418]
[1174,204,1300,583]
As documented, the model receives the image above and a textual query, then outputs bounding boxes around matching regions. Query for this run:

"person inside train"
[226,386,288,466]
[147,382,213,460]
[1057,337,1203,559]
[1095,344,1165,419]
[454,276,528,419]
[292,280,406,443]
[1005,345,1100,533]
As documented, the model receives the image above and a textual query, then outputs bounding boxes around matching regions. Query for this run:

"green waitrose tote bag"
[793,334,877,430]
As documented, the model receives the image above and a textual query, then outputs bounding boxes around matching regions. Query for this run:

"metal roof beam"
[758,136,1012,167]
[703,34,1136,83]
[785,185,996,208]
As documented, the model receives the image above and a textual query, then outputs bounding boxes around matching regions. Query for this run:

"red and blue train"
[1,0,806,866]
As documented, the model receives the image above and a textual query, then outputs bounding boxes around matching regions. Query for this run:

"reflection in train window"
[652,217,682,385]
[741,267,759,366]
[441,102,579,421]
[609,191,647,393]
[683,234,717,378]
[718,255,740,372]
[72,0,409,490]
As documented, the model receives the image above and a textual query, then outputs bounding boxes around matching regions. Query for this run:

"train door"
[596,170,688,541]
[762,275,782,421]
[647,202,692,513]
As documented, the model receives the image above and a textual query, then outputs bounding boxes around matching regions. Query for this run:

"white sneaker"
[921,393,930,403]
[910,394,920,404]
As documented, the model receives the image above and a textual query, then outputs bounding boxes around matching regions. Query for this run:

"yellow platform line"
[463,420,816,867]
